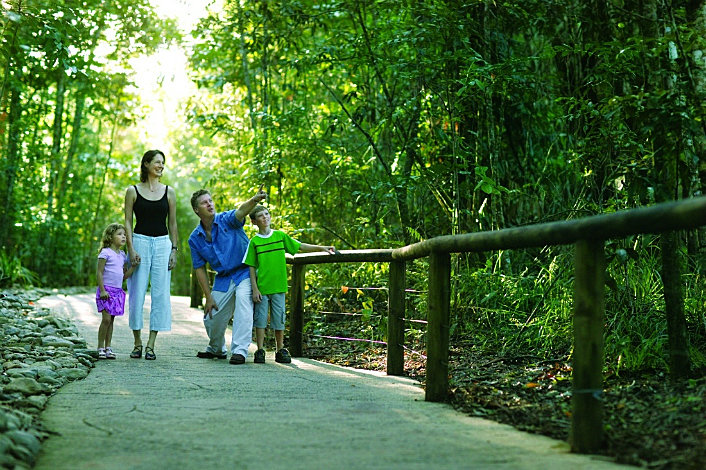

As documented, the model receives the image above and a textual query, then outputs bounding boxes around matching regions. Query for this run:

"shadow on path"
[34,294,630,470]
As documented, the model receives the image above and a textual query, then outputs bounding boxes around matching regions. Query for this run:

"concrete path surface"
[34,294,630,470]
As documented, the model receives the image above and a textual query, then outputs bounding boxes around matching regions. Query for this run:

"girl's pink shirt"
[98,248,127,288]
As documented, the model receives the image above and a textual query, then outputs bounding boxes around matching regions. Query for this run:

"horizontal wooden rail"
[392,197,706,259]
[283,196,706,456]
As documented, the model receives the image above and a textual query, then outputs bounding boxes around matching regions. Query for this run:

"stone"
[21,395,48,409]
[0,409,21,432]
[58,367,89,380]
[41,336,76,348]
[34,366,60,379]
[5,368,38,379]
[4,377,49,396]
[2,360,25,371]
[37,376,65,387]
[1,289,94,468]
[6,430,40,464]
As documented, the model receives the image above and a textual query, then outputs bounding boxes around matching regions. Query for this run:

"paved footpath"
[34,294,631,470]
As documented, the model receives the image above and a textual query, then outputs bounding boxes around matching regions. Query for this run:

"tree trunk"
[644,0,692,379]
[0,82,22,247]
[47,70,66,224]
[237,5,256,132]
[660,232,691,379]
[54,88,86,221]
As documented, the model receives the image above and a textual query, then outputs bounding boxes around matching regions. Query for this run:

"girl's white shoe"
[105,347,116,359]
[98,348,107,359]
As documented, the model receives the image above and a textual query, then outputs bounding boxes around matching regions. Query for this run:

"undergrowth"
[298,235,706,375]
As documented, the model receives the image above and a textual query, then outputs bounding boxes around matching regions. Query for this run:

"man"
[188,185,267,364]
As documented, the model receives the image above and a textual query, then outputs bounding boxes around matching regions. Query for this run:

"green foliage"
[0,251,38,287]
[2,0,706,377]
[303,261,390,344]
[0,0,178,287]
[449,248,575,357]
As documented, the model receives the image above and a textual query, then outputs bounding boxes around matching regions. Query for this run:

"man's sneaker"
[197,351,227,359]
[275,348,292,364]
[254,349,266,364]
[229,353,245,365]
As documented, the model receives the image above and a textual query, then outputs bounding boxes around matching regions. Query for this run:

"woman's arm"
[167,186,178,270]
[124,186,140,266]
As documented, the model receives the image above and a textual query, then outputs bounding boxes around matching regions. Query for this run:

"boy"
[243,205,335,363]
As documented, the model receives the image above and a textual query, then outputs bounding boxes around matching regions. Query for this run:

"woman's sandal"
[145,346,156,361]
[130,345,143,359]
[98,348,106,359]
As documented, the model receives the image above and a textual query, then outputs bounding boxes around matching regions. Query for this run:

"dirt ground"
[306,340,706,470]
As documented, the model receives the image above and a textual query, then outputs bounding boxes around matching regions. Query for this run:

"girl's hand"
[168,250,177,270]
[99,290,109,300]
[130,249,141,266]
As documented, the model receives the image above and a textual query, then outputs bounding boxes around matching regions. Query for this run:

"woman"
[124,149,178,360]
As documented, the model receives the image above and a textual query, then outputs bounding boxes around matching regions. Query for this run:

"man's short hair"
[191,189,210,210]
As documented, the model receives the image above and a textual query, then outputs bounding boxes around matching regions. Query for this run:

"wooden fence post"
[571,239,605,453]
[426,250,451,402]
[290,264,306,357]
[387,260,406,375]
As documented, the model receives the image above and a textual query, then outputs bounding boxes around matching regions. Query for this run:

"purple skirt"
[95,286,126,316]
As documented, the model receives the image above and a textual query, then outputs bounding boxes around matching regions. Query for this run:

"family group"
[95,149,335,364]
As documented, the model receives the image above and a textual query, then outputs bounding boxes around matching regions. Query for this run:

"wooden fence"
[286,197,706,454]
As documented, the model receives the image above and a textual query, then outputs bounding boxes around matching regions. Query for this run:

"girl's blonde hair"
[98,223,126,254]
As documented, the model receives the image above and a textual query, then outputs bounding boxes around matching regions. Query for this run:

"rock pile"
[0,289,96,469]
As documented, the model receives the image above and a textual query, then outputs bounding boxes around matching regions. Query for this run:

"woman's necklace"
[144,182,161,192]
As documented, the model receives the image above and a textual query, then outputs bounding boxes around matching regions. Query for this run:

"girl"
[96,223,136,359]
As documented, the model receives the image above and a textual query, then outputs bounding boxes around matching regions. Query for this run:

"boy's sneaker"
[275,348,292,364]
[254,349,266,364]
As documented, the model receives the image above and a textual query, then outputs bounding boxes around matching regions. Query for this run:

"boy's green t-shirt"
[243,230,301,295]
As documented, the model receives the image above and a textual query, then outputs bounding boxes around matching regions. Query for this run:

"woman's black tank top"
[133,185,169,236]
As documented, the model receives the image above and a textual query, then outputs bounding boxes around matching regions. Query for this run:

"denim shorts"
[253,293,286,330]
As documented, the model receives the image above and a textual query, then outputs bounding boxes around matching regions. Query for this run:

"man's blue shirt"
[188,209,250,292]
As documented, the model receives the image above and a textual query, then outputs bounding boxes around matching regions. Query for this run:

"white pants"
[204,278,253,357]
[128,234,172,332]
